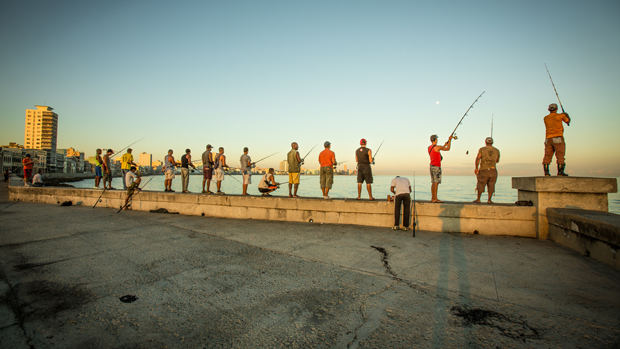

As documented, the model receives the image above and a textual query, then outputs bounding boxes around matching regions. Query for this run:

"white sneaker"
[324,195,330,199]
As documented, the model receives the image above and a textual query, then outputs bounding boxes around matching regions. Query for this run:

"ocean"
[68,174,620,215]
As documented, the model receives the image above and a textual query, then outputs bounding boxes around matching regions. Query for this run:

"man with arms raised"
[355,139,375,200]
[542,103,571,176]
[428,134,453,203]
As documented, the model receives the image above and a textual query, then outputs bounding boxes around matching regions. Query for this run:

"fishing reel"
[452,134,458,140]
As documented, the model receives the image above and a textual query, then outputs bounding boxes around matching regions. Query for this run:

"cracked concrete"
[1,182,620,348]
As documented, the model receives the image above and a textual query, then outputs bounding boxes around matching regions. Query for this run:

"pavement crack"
[347,281,398,349]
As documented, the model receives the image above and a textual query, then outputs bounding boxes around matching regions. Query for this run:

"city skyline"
[1,1,619,177]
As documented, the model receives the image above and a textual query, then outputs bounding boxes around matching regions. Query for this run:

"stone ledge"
[547,208,620,246]
[512,177,618,193]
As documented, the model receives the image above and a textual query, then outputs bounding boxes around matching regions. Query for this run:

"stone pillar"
[512,177,617,239]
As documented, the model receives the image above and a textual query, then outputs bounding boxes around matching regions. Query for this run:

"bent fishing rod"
[93,137,146,208]
[117,175,156,213]
[300,144,318,164]
[371,140,385,165]
[449,91,485,140]
[544,63,569,125]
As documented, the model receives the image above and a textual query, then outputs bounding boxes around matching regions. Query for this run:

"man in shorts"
[428,134,452,203]
[102,149,115,190]
[202,144,214,194]
[287,142,302,198]
[318,141,336,199]
[94,148,103,189]
[123,166,142,210]
[258,168,280,196]
[22,154,34,186]
[355,139,375,200]
[240,147,253,196]
[164,149,180,192]
[214,147,228,195]
[474,137,500,204]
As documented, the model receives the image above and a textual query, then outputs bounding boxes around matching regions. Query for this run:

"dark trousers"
[394,193,411,227]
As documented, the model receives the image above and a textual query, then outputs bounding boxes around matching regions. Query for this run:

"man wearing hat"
[22,154,34,186]
[121,148,137,190]
[202,144,214,194]
[318,141,337,199]
[543,103,571,176]
[474,137,500,204]
[428,134,453,203]
[355,138,375,200]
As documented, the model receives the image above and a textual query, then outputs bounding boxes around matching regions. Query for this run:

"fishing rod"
[253,151,280,165]
[94,137,146,208]
[411,171,417,237]
[371,140,385,165]
[449,91,485,140]
[223,168,242,184]
[491,114,494,138]
[544,63,569,125]
[117,175,155,213]
[300,144,318,164]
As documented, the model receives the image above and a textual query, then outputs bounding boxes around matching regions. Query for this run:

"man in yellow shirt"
[121,148,138,189]
[542,103,571,176]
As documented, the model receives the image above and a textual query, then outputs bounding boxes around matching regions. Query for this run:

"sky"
[1,0,619,176]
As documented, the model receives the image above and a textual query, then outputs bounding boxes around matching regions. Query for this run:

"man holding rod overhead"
[355,138,375,200]
[543,103,571,176]
[428,134,453,203]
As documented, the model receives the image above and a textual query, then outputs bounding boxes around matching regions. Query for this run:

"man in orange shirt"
[543,103,571,176]
[22,154,34,186]
[318,141,337,199]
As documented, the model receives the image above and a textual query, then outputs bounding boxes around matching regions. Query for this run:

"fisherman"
[318,141,336,199]
[94,148,103,189]
[123,166,142,210]
[474,137,500,204]
[22,154,33,186]
[543,103,571,176]
[240,147,254,196]
[258,168,280,196]
[428,134,453,203]
[164,149,180,192]
[102,149,115,190]
[32,169,44,187]
[287,142,302,198]
[214,147,228,195]
[202,144,214,194]
[121,148,137,189]
[180,149,197,193]
[355,139,375,200]
[390,176,412,231]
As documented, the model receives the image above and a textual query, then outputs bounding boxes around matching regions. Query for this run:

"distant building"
[139,152,152,167]
[24,105,59,172]
[279,160,288,172]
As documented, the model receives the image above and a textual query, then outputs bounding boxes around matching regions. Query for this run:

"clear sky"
[1,0,619,176]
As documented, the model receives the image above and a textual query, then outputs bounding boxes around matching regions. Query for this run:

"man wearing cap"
[543,103,571,176]
[355,139,375,200]
[240,147,253,196]
[428,134,453,203]
[318,141,336,199]
[121,148,137,190]
[22,154,33,186]
[287,142,302,198]
[474,137,500,204]
[202,144,214,194]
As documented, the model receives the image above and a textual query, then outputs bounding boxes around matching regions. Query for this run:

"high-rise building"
[24,106,58,151]
[279,160,288,172]
[343,164,347,171]
[139,152,152,167]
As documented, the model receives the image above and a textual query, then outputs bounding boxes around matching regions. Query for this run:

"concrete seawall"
[8,186,537,237]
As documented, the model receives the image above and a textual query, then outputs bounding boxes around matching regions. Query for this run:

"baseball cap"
[548,103,558,111]
[324,141,331,147]
[430,135,438,142]
[206,144,212,149]
[360,138,367,145]
[485,137,493,144]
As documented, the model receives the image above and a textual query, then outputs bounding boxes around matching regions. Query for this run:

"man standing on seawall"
[428,134,452,203]
[121,148,137,190]
[240,147,253,196]
[543,103,571,176]
[94,149,104,189]
[202,144,214,194]
[181,149,196,193]
[22,154,33,186]
[474,137,500,204]
[214,147,228,195]
[391,176,412,231]
[164,149,180,192]
[355,139,375,200]
[102,149,115,190]
[318,141,336,199]
[287,142,302,198]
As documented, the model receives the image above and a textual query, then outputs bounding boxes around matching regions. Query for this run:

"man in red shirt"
[428,134,452,203]
[22,154,34,186]
[318,141,337,199]
[543,103,571,176]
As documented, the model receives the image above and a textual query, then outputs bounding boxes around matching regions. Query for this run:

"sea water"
[68,174,620,214]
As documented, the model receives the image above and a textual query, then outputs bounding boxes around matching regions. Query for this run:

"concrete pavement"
[1,182,619,348]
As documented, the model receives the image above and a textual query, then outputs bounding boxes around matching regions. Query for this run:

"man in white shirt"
[123,167,141,210]
[32,169,44,187]
[390,176,412,231]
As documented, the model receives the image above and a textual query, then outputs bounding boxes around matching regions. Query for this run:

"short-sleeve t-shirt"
[121,153,133,170]
[391,176,411,195]
[319,149,335,168]
[125,171,137,186]
[240,154,251,171]
[478,146,499,170]
[544,112,569,139]
[22,158,33,170]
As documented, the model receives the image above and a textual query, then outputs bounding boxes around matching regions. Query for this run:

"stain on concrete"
[451,305,540,341]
